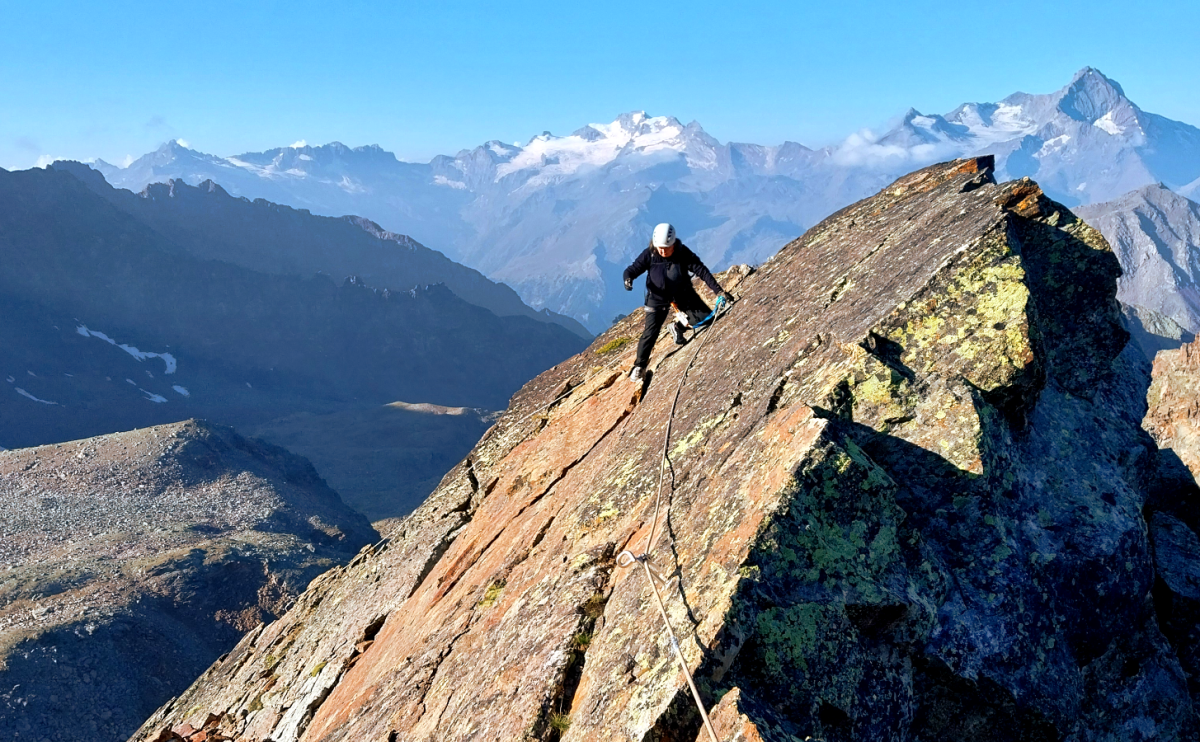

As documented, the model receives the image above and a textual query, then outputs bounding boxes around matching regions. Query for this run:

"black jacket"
[623,242,724,308]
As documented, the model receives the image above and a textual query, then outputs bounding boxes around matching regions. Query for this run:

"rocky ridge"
[132,158,1197,741]
[0,420,378,742]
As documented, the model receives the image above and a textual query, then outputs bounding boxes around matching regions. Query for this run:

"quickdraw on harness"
[671,294,728,337]
[617,292,731,742]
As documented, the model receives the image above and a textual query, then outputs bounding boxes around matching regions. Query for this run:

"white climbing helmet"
[651,223,677,248]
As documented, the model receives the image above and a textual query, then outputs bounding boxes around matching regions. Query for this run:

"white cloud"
[176,138,190,148]
[830,129,959,170]
[35,154,63,168]
[433,174,468,189]
[289,139,308,148]
[121,154,135,167]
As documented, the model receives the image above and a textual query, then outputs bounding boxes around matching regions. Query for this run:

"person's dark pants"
[634,295,712,369]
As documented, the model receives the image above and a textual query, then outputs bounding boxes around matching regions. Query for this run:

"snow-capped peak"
[494,111,704,183]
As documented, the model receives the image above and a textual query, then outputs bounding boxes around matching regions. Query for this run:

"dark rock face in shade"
[0,420,378,742]
[130,159,1197,742]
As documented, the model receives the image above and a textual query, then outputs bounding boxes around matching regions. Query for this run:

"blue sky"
[2,0,1197,170]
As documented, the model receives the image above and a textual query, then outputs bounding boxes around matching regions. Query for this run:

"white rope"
[616,295,731,742]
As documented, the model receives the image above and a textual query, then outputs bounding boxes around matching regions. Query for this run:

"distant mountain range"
[76,67,1200,331]
[0,166,587,452]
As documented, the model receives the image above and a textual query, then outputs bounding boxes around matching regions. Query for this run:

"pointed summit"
[160,139,195,154]
[1057,66,1130,122]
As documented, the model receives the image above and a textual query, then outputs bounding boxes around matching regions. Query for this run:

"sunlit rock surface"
[131,158,1196,742]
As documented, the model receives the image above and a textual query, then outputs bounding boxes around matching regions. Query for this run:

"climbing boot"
[671,322,688,345]
[629,365,644,382]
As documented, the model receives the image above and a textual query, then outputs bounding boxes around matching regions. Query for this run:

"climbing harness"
[616,293,732,742]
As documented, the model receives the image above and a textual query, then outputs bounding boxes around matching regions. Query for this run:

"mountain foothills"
[84,68,1200,329]
[130,159,1200,742]
[0,420,378,742]
[0,165,586,491]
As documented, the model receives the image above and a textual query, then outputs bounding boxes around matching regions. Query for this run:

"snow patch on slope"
[15,388,57,405]
[1094,111,1124,135]
[76,325,177,374]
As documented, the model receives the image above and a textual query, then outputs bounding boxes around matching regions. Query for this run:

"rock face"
[1142,338,1200,730]
[1146,338,1200,481]
[130,158,1196,742]
[0,420,378,742]
[1076,184,1200,358]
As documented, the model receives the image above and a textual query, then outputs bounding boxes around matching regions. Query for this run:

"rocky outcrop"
[131,158,1196,742]
[0,420,377,742]
[1146,338,1200,480]
[1142,338,1200,725]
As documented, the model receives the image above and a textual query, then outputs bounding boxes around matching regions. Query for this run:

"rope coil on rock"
[616,294,731,742]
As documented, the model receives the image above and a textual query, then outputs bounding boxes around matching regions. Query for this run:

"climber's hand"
[624,277,633,291]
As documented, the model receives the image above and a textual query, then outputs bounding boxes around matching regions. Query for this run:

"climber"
[623,223,733,382]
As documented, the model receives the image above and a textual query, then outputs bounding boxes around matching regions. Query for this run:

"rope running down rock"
[616,294,731,742]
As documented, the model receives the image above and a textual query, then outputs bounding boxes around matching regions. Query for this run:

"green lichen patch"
[670,409,733,460]
[596,336,632,355]
[752,433,906,601]
[477,579,506,608]
[753,603,863,709]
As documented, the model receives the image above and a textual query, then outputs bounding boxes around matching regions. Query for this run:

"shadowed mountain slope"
[0,166,586,453]
[48,161,589,339]
[132,158,1197,742]
[1076,184,1200,358]
[248,402,497,522]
